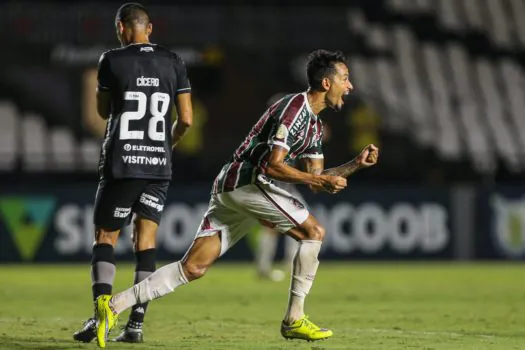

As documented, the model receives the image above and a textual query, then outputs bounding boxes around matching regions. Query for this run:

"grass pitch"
[0,262,524,349]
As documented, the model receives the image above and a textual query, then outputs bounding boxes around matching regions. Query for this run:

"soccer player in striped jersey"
[93,49,379,347]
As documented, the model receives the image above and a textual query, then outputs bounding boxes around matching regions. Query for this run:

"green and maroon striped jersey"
[212,92,323,193]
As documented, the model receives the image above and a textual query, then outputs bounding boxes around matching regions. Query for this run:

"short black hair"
[115,3,150,27]
[306,49,347,90]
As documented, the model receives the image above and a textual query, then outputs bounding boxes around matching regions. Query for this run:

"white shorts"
[273,180,306,205]
[195,181,310,256]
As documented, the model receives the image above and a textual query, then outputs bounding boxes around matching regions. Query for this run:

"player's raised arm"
[322,144,379,178]
[265,146,346,194]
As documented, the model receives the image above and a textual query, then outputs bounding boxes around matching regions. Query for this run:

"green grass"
[0,263,524,349]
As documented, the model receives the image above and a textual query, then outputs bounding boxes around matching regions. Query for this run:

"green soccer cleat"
[95,295,118,348]
[280,315,333,342]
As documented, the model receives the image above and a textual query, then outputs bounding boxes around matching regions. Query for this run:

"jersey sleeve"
[268,94,305,151]
[97,52,112,91]
[173,55,191,95]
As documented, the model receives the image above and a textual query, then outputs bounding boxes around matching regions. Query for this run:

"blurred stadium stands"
[0,1,525,263]
[0,1,524,185]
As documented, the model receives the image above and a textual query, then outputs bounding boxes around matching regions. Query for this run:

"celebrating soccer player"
[92,49,378,348]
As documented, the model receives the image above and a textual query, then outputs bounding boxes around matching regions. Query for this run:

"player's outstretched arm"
[266,146,346,194]
[171,92,193,150]
[323,144,379,178]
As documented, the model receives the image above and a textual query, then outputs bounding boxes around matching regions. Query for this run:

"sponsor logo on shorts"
[122,155,167,166]
[123,144,165,153]
[140,193,164,212]
[113,207,131,218]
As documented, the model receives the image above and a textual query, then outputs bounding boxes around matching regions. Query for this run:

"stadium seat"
[79,139,100,171]
[349,0,525,174]
[21,113,48,171]
[0,101,18,170]
[50,127,76,171]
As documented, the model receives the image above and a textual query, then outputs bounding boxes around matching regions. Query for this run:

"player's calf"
[283,215,325,326]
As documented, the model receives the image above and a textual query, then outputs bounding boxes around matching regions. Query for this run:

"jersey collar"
[302,92,318,121]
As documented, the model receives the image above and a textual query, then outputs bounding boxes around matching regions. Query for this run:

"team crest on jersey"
[276,124,288,141]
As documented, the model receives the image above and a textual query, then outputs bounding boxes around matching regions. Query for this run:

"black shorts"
[93,179,170,231]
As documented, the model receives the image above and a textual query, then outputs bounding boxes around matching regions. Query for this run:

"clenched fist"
[357,144,379,168]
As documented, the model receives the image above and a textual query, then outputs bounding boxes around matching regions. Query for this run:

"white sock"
[256,227,278,274]
[284,236,299,268]
[111,261,188,314]
[284,240,322,324]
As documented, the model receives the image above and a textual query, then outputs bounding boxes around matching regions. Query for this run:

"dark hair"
[306,49,347,90]
[115,3,150,26]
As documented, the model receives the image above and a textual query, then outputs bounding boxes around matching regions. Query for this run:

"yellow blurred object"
[202,46,225,66]
[347,104,381,153]
[82,68,107,138]
[172,97,208,155]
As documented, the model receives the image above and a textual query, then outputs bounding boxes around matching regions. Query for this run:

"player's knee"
[305,223,325,241]
[182,262,209,281]
[95,228,119,246]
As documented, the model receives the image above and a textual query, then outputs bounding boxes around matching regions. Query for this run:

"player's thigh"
[93,179,147,231]
[222,183,310,235]
[194,194,257,257]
